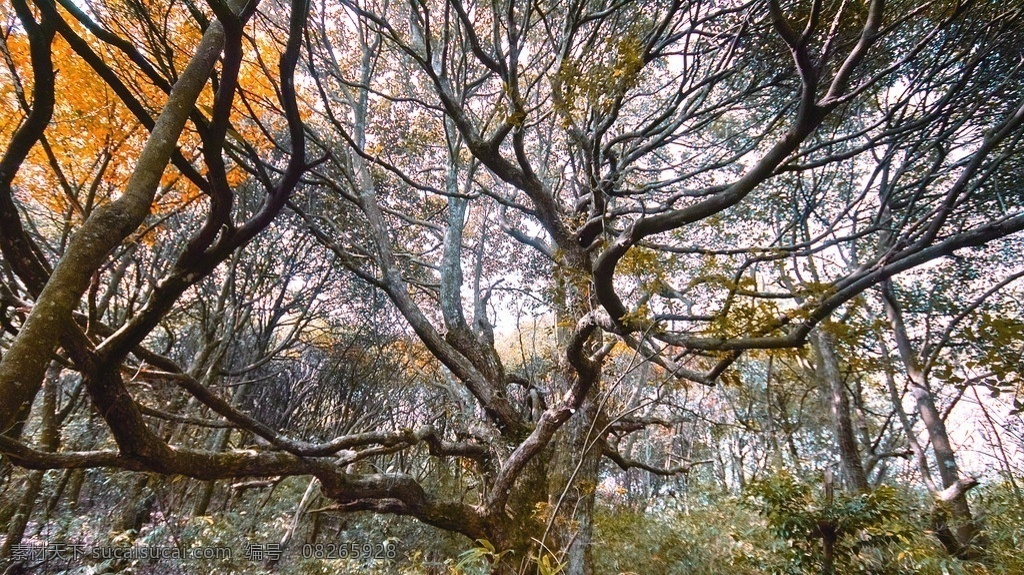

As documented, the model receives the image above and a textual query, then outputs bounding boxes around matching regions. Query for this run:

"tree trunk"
[544,398,601,575]
[65,469,85,511]
[277,477,319,557]
[811,329,869,492]
[1,362,60,557]
[39,468,69,528]
[192,427,234,516]
[0,471,44,558]
[0,9,230,432]
[908,382,980,555]
[882,282,983,557]
[117,475,156,534]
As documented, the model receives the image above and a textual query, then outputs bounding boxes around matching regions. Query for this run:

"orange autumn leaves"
[2,2,167,222]
[0,1,300,241]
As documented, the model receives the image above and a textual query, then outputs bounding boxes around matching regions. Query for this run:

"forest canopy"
[1,0,1023,573]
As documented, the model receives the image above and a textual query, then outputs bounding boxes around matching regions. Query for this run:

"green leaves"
[744,472,920,574]
[454,538,512,573]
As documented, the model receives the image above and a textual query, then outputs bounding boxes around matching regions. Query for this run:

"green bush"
[973,480,1024,574]
[592,495,774,575]
[743,471,946,575]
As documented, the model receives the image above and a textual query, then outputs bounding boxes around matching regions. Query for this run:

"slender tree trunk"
[117,475,156,534]
[192,427,233,517]
[0,402,34,516]
[279,478,318,552]
[1,471,45,558]
[65,469,85,511]
[192,479,217,518]
[39,468,70,525]
[819,471,837,575]
[305,500,322,544]
[882,283,982,557]
[811,329,869,492]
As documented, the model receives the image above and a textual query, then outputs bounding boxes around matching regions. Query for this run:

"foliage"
[593,497,768,575]
[743,472,931,575]
[972,481,1024,574]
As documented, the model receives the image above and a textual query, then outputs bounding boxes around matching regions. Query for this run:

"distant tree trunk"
[811,329,869,493]
[36,468,72,537]
[970,386,1023,500]
[0,471,44,558]
[820,525,836,575]
[305,501,322,545]
[0,486,15,530]
[819,471,837,575]
[0,402,34,520]
[117,475,156,534]
[281,478,318,549]
[65,469,85,510]
[192,427,233,517]
[192,480,217,518]
[44,469,86,542]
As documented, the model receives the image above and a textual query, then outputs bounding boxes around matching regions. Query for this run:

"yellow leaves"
[554,31,646,121]
[6,31,147,216]
[105,0,205,75]
[506,107,527,127]
[532,501,554,523]
[159,170,180,190]
[797,281,837,303]
[710,299,782,340]
[619,246,662,279]
[619,303,655,331]
[225,166,247,187]
[2,0,301,236]
[719,368,743,387]
[537,553,566,575]
[0,19,29,145]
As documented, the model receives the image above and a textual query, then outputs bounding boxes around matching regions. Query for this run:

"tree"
[2,0,1024,573]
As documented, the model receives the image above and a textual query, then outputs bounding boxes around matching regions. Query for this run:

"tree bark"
[811,329,869,493]
[1,363,60,558]
[882,282,982,557]
[543,398,600,575]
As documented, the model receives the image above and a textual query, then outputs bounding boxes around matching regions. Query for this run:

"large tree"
[2,0,1024,573]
